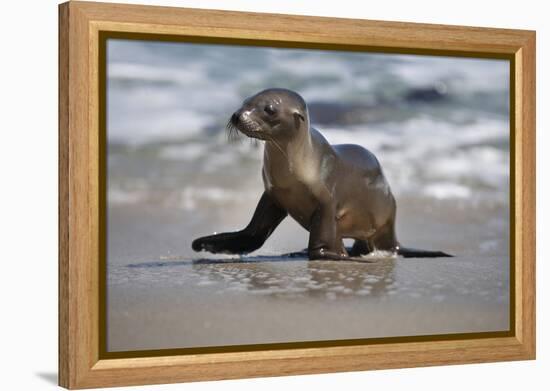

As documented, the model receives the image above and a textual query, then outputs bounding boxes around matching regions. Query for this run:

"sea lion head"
[227,88,308,142]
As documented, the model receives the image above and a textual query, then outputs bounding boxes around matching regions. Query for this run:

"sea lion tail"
[397,247,453,258]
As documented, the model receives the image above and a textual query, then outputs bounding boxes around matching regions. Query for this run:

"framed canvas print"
[58,1,536,389]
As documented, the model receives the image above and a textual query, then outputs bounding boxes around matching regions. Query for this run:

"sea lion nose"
[231,112,240,124]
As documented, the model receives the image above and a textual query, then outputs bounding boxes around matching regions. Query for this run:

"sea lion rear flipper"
[192,192,287,254]
[397,247,454,258]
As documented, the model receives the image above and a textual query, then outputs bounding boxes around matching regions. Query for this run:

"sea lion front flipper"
[192,192,287,255]
[307,204,348,260]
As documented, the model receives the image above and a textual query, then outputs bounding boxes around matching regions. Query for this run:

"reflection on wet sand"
[117,255,396,300]
[191,258,396,299]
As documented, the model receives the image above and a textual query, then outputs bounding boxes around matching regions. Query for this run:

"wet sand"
[106,196,510,352]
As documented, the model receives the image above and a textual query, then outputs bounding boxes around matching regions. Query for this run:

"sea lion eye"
[264,104,277,115]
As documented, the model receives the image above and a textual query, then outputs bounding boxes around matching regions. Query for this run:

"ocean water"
[107,39,510,207]
[105,39,511,351]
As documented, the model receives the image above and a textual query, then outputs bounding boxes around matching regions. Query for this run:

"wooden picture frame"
[58,1,536,388]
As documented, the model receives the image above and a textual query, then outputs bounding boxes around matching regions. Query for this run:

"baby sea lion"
[192,88,452,260]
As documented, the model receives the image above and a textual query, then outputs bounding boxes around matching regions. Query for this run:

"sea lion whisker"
[226,120,242,143]
[250,137,261,148]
